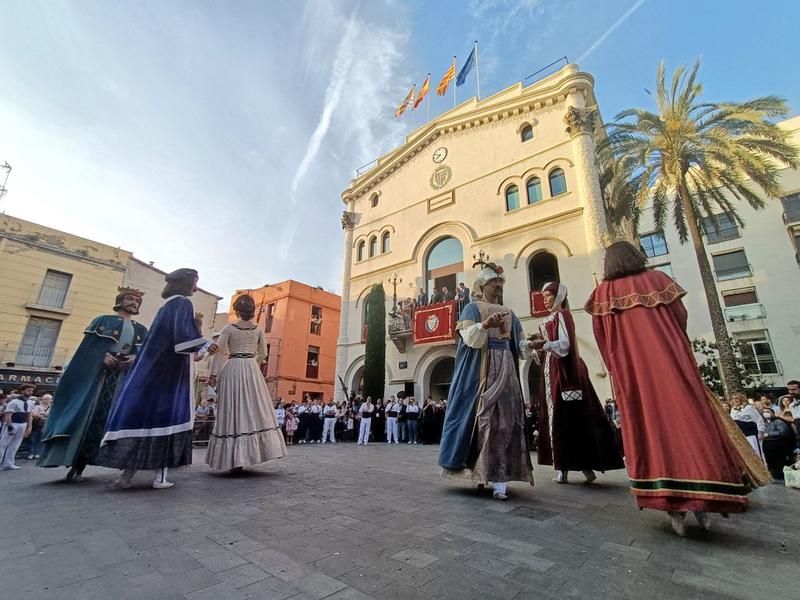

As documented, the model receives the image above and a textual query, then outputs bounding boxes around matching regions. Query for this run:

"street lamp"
[388,272,402,316]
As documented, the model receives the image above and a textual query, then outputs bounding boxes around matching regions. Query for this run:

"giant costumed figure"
[38,288,148,481]
[586,241,771,535]
[96,268,217,489]
[438,260,533,500]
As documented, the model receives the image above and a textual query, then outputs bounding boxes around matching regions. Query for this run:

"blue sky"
[1,0,798,309]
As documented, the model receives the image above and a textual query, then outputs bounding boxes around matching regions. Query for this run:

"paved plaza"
[1,443,798,600]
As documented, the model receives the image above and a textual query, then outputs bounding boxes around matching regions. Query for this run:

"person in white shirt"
[405,398,421,444]
[1,384,34,470]
[730,392,767,463]
[309,399,323,443]
[357,397,375,445]
[786,380,800,446]
[320,400,337,443]
[275,402,286,429]
[385,396,400,444]
[296,400,310,443]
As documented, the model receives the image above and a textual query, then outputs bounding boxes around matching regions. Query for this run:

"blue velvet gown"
[96,295,208,470]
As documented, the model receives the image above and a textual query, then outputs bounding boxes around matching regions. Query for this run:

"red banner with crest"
[413,301,457,344]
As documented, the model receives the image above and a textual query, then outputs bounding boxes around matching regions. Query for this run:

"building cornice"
[342,65,595,204]
[0,231,128,272]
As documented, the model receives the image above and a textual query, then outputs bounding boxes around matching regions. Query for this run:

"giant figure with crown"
[38,287,149,481]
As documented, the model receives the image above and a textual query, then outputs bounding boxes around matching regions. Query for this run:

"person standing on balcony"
[416,288,428,307]
[430,289,443,304]
[38,289,148,482]
[441,286,453,302]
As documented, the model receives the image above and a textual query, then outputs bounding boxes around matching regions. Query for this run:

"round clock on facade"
[432,147,448,163]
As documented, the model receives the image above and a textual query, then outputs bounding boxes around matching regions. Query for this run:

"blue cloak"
[38,315,147,468]
[438,301,524,471]
[97,295,208,470]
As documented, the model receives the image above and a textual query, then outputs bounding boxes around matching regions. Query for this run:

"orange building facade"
[227,280,341,403]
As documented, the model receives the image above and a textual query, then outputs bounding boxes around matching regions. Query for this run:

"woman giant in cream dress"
[206,295,287,471]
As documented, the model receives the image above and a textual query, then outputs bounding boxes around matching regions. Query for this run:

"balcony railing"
[703,227,741,244]
[724,304,766,322]
[714,264,752,281]
[388,311,413,335]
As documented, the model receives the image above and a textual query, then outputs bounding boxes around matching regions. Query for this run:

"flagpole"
[474,40,481,100]
[412,85,416,130]
[427,73,431,123]
[452,56,456,108]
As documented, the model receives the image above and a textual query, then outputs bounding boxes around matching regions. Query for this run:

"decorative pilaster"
[334,207,358,403]
[564,102,607,277]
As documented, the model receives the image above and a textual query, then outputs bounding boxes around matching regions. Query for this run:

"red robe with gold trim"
[586,269,760,513]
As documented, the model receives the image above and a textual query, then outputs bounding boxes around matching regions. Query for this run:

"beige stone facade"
[335,65,612,405]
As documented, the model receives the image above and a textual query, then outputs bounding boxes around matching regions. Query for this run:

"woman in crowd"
[420,397,437,445]
[205,294,287,472]
[405,398,420,445]
[762,407,796,480]
[372,399,386,443]
[27,394,52,460]
[586,241,770,536]
[528,282,624,484]
[729,392,767,464]
[283,404,297,445]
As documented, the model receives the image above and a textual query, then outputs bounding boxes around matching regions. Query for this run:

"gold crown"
[117,286,145,298]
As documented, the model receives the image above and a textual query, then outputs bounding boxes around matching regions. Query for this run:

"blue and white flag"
[455,46,475,87]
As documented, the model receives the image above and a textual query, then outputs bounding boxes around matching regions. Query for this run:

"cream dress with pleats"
[205,322,287,469]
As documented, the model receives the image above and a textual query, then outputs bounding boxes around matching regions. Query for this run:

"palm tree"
[602,60,798,394]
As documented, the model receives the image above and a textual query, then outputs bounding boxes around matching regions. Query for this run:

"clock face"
[432,147,448,163]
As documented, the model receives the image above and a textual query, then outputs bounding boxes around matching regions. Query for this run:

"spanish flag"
[437,58,456,96]
[413,74,430,110]
[395,85,415,117]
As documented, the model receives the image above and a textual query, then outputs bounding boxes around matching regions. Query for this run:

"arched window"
[505,184,520,211]
[368,236,378,257]
[425,237,464,300]
[381,231,390,253]
[370,193,379,208]
[520,125,533,142]
[528,251,560,295]
[356,241,365,262]
[526,177,542,204]
[549,168,567,196]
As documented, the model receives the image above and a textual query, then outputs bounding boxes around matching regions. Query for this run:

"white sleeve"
[750,406,767,433]
[459,322,487,348]
[542,315,570,358]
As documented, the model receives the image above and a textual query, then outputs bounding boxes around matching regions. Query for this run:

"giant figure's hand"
[103,353,120,369]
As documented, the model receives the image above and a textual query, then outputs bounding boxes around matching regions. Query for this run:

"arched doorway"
[429,357,455,402]
[351,366,365,397]
[425,237,464,299]
[528,251,560,293]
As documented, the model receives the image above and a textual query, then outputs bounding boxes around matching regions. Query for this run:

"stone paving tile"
[3,445,800,600]
[389,548,439,568]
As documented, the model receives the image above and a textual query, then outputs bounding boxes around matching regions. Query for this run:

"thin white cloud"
[290,11,359,200]
[577,0,646,64]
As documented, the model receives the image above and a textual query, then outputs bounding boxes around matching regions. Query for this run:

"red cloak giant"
[586,269,765,513]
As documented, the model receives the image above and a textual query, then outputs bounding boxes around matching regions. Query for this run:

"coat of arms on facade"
[425,314,440,333]
[429,165,452,190]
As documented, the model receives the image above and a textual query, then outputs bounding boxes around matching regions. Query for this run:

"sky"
[2,0,799,309]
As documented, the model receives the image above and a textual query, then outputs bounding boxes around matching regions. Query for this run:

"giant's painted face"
[542,291,556,310]
[121,294,142,315]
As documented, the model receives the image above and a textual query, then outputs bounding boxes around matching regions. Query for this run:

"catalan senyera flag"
[413,74,430,110]
[394,85,415,117]
[437,59,456,96]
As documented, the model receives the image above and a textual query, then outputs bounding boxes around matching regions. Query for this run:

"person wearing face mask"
[761,407,795,480]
